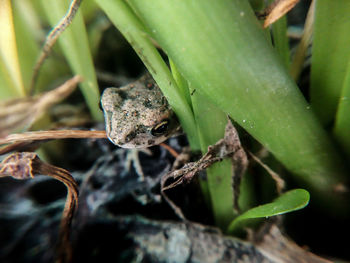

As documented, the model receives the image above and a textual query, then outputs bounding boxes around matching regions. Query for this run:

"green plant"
[1,0,349,238]
[94,0,348,229]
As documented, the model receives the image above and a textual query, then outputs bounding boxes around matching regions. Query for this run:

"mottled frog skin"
[101,74,180,148]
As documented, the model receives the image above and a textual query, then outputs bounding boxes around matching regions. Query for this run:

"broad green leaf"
[124,0,347,210]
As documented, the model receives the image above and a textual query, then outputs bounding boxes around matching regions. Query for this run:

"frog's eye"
[151,119,169,136]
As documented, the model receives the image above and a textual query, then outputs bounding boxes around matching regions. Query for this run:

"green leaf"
[191,90,235,229]
[169,59,192,109]
[12,0,67,94]
[0,0,25,98]
[270,16,290,69]
[227,189,310,233]
[333,60,350,159]
[310,1,350,125]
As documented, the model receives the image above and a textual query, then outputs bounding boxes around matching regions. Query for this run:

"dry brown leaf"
[0,152,78,263]
[263,0,300,28]
[161,119,248,219]
[50,104,92,128]
[225,120,249,213]
[0,75,82,137]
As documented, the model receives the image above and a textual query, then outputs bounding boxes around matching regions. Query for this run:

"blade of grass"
[94,0,200,149]
[0,60,18,98]
[125,0,347,209]
[12,0,43,92]
[40,0,102,121]
[86,16,110,59]
[310,1,350,125]
[334,60,350,159]
[0,0,25,98]
[227,189,310,233]
[270,16,290,69]
[12,0,67,94]
[290,0,314,81]
[170,61,254,230]
[169,59,192,108]
[191,89,235,229]
[168,60,213,211]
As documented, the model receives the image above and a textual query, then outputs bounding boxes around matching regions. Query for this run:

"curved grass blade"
[227,189,310,233]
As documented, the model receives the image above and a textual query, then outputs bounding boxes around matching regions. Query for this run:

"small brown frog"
[100,74,180,149]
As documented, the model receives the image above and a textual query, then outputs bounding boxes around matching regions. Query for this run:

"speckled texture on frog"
[101,74,180,148]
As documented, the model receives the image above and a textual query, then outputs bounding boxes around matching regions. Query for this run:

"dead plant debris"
[0,75,82,138]
[161,119,248,219]
[259,0,300,28]
[0,152,78,263]
[0,129,107,155]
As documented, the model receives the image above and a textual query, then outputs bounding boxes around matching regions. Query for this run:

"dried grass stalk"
[0,152,78,263]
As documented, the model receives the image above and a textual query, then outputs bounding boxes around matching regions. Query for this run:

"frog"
[100,73,180,149]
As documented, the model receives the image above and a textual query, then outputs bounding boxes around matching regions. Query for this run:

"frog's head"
[101,86,180,148]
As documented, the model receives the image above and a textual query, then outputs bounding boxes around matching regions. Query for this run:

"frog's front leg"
[125,148,152,181]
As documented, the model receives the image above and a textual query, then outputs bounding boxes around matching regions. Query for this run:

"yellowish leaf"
[0,0,25,96]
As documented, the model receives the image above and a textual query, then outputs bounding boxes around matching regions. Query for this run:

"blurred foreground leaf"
[0,0,25,98]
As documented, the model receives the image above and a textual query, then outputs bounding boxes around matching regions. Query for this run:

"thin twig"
[0,130,107,145]
[0,130,107,156]
[30,0,83,93]
[248,151,285,194]
[160,143,179,158]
